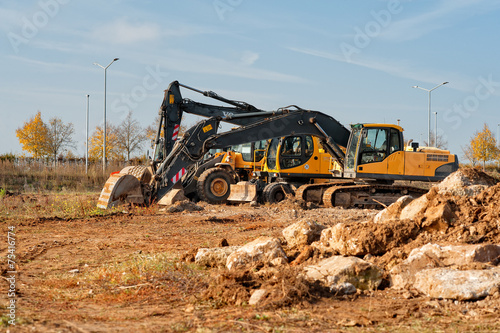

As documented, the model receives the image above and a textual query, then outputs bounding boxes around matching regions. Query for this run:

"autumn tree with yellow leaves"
[469,123,499,170]
[88,124,122,161]
[16,111,75,162]
[16,111,51,158]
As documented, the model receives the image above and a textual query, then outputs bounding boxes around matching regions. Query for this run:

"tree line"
[14,111,500,170]
[15,110,159,163]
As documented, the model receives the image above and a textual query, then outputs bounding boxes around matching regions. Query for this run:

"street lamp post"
[497,124,500,151]
[85,94,90,175]
[412,81,448,146]
[497,124,500,145]
[93,58,119,174]
[433,111,438,147]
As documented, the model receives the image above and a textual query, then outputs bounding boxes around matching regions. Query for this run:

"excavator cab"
[255,135,336,185]
[344,124,458,181]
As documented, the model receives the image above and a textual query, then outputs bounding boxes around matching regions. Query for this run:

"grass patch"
[35,254,208,306]
[0,192,127,220]
[0,160,132,193]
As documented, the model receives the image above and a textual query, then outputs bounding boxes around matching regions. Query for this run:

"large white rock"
[303,256,383,291]
[390,243,500,289]
[420,202,455,231]
[226,236,288,270]
[158,188,187,206]
[282,219,325,248]
[414,267,500,300]
[248,289,267,305]
[373,195,414,223]
[195,246,241,268]
[436,170,492,197]
[312,223,367,256]
[400,194,429,221]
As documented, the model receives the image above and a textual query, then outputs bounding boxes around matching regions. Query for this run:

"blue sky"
[1,0,500,159]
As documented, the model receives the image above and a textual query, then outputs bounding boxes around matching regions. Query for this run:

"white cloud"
[240,51,259,66]
[287,46,472,92]
[151,50,306,84]
[381,0,499,42]
[91,18,160,45]
[6,55,140,80]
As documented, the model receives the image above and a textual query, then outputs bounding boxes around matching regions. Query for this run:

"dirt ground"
[1,191,500,332]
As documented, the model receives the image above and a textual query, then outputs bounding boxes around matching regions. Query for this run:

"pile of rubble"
[189,169,500,306]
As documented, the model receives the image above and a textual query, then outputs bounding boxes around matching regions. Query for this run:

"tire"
[263,182,293,204]
[197,168,235,204]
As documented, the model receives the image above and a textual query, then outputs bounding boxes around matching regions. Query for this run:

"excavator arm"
[154,109,349,202]
[156,81,264,161]
[97,81,350,209]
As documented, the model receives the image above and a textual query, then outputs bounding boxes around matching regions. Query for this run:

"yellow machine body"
[215,140,266,181]
[262,135,335,183]
[343,124,458,181]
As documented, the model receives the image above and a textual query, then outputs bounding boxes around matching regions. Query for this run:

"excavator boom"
[99,81,268,209]
[154,109,350,202]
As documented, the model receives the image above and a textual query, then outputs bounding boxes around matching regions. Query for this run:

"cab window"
[359,128,388,164]
[266,138,279,170]
[280,136,302,168]
[282,136,301,156]
[305,136,314,157]
[346,126,361,170]
[254,140,267,161]
[389,129,401,154]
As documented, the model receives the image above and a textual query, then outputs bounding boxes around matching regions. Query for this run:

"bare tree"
[423,131,448,149]
[117,110,147,161]
[46,117,75,165]
[461,145,477,167]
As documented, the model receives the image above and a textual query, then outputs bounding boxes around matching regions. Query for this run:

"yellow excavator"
[228,120,457,207]
[291,123,457,207]
[97,87,458,209]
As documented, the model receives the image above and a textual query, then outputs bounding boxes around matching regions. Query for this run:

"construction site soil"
[1,168,500,332]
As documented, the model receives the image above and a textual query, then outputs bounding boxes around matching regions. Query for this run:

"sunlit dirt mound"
[275,194,308,210]
[197,168,500,310]
[203,266,327,309]
[373,180,500,270]
[436,167,498,196]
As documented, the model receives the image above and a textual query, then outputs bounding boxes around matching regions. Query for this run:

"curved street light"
[86,94,90,175]
[412,81,448,146]
[433,111,438,147]
[497,123,500,147]
[93,58,119,174]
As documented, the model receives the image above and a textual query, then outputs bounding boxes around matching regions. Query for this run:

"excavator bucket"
[227,181,258,202]
[97,166,151,209]
[97,173,144,209]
